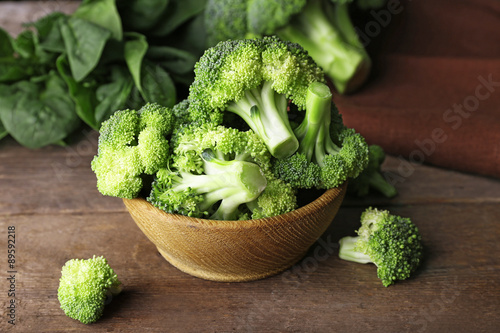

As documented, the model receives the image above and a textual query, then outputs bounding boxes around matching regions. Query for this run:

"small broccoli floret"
[91,103,173,199]
[349,144,398,198]
[338,207,423,287]
[149,149,268,220]
[58,256,122,324]
[247,178,298,219]
[188,37,325,159]
[273,81,368,189]
[203,0,373,94]
[171,124,272,175]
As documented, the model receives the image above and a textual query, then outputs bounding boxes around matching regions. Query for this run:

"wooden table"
[1,2,499,332]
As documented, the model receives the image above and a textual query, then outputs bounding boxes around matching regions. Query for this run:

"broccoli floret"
[338,207,423,287]
[149,149,268,220]
[172,124,272,175]
[91,103,173,199]
[58,256,122,324]
[203,0,373,94]
[349,144,398,198]
[247,177,297,219]
[149,124,297,219]
[171,98,191,129]
[273,81,368,189]
[187,37,325,159]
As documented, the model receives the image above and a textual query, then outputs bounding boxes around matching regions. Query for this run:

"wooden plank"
[0,203,498,332]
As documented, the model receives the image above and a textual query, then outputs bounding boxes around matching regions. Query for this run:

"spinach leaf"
[0,28,33,82]
[118,0,169,32]
[60,16,112,82]
[0,27,14,56]
[140,61,176,107]
[37,14,68,53]
[153,0,207,36]
[56,55,99,129]
[146,46,197,76]
[0,58,34,83]
[0,120,7,141]
[124,32,148,94]
[14,30,36,59]
[0,72,80,149]
[94,66,134,124]
[73,0,123,41]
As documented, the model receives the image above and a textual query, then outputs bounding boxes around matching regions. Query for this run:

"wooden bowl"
[123,183,347,282]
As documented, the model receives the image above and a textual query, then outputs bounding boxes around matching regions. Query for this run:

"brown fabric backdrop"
[335,0,500,178]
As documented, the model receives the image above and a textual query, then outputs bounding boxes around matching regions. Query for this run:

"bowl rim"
[124,182,347,230]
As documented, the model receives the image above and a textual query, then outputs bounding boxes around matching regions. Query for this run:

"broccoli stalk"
[295,81,339,166]
[277,0,370,94]
[226,81,297,159]
[272,81,369,189]
[58,256,122,324]
[150,149,267,220]
[338,207,423,287]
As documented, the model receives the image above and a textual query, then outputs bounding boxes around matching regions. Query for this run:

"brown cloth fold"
[335,0,500,178]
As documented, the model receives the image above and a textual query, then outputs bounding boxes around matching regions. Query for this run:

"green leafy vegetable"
[0,72,80,149]
[72,0,123,40]
[60,17,112,82]
[0,0,210,148]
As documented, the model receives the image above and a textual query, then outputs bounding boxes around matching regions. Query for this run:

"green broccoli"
[149,149,267,220]
[203,0,377,94]
[58,256,122,324]
[272,81,368,189]
[148,124,297,219]
[187,36,325,159]
[348,144,398,198]
[246,177,297,220]
[90,103,174,199]
[338,207,423,287]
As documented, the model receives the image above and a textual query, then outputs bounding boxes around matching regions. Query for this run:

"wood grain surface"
[0,2,499,333]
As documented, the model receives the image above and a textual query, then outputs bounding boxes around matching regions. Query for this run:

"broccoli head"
[149,124,297,219]
[348,144,398,198]
[338,207,423,287]
[203,0,373,94]
[58,256,122,324]
[187,36,325,159]
[149,149,268,220]
[272,81,369,189]
[91,103,173,199]
[247,177,297,219]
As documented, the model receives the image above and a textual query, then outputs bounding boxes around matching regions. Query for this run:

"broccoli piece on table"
[91,103,173,199]
[272,81,368,189]
[187,36,325,159]
[349,144,398,198]
[204,0,373,94]
[58,256,122,324]
[338,207,423,287]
